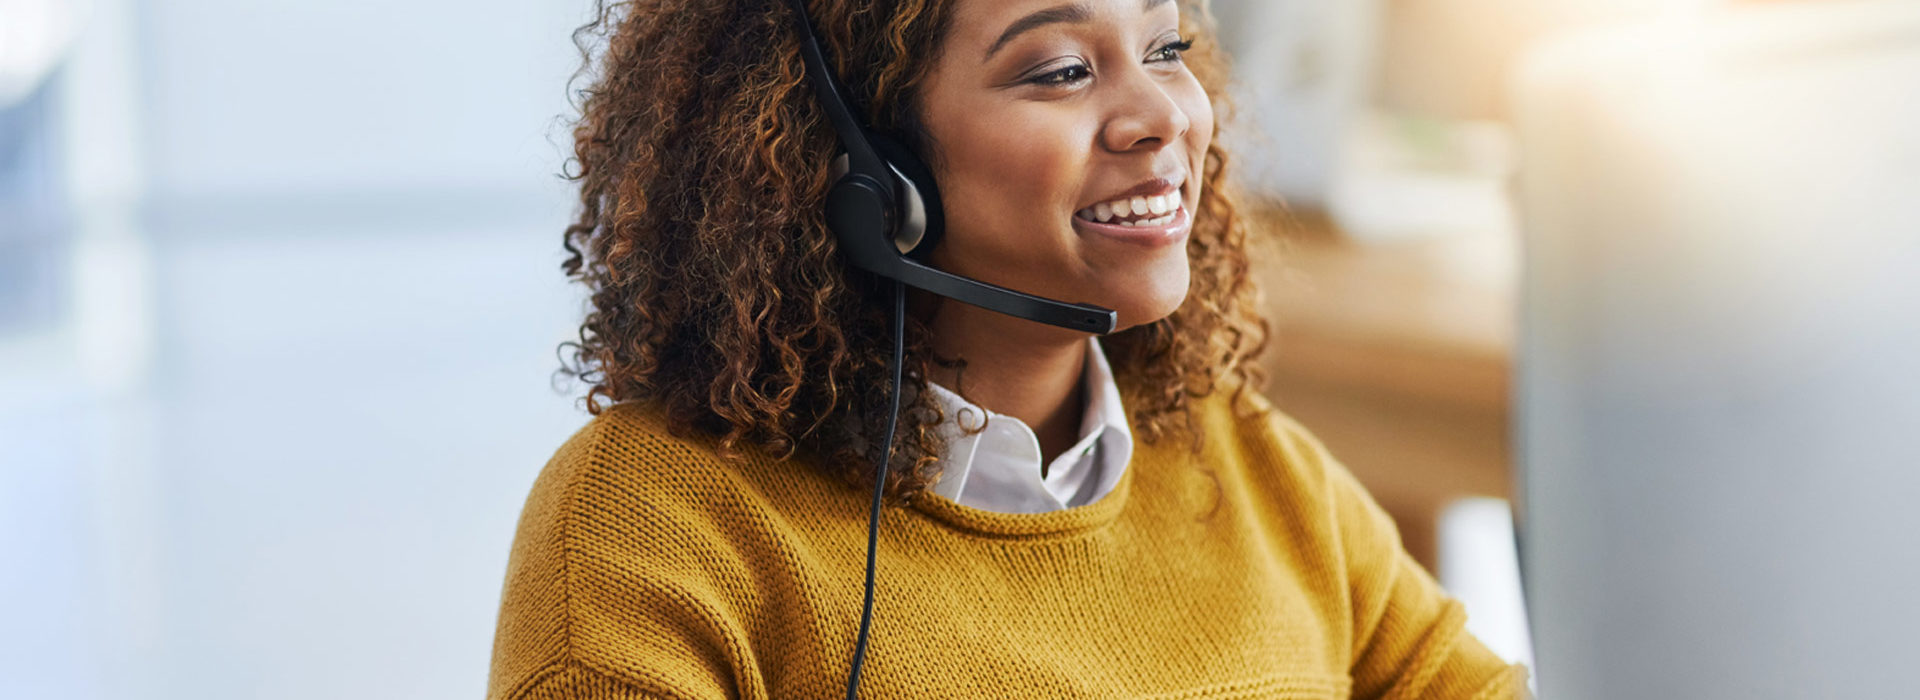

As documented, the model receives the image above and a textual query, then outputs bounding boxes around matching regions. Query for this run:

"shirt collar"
[924,337,1133,512]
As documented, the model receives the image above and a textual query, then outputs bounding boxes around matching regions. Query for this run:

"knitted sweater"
[486,388,1529,699]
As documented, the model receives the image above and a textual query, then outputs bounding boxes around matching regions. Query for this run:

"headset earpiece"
[866,133,944,260]
[827,133,941,260]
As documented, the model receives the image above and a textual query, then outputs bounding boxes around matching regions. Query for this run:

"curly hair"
[558,0,1269,502]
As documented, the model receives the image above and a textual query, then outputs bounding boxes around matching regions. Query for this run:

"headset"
[780,0,1117,336]
[778,0,1118,697]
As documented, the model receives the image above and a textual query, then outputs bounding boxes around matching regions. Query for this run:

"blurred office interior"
[4,0,1917,698]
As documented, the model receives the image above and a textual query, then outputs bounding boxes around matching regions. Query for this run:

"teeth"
[1108,213,1177,228]
[1076,194,1183,226]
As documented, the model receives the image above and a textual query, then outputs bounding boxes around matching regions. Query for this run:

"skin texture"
[917,0,1215,462]
[558,0,1269,502]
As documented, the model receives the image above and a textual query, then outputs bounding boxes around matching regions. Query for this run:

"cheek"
[1178,83,1215,179]
[934,117,1087,259]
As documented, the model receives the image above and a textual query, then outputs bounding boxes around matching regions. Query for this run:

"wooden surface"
[1250,207,1518,570]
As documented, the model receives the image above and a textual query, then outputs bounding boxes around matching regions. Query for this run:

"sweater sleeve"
[1323,448,1531,699]
[502,659,679,700]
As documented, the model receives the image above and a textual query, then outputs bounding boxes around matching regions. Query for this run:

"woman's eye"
[1029,63,1092,86]
[1023,38,1192,87]
[1149,38,1194,63]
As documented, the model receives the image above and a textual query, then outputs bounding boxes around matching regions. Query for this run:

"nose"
[1099,66,1191,154]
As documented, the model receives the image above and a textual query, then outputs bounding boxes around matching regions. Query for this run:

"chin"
[1106,264,1192,331]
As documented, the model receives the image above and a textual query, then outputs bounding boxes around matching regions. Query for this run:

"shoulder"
[1188,382,1347,496]
[1181,381,1402,553]
[526,400,809,551]
[510,400,801,622]
[533,400,773,504]
[508,400,746,593]
[524,400,864,594]
[494,402,805,695]
[543,400,726,483]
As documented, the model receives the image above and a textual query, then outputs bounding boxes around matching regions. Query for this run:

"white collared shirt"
[924,337,1133,514]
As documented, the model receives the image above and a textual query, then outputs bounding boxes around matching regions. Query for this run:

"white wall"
[136,0,584,207]
[2,2,599,699]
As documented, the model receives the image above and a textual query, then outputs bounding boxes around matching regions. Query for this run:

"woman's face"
[916,0,1213,333]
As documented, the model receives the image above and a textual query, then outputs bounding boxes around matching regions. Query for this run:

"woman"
[488,0,1527,697]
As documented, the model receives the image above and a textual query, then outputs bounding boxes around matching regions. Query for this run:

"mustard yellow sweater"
[487,389,1528,699]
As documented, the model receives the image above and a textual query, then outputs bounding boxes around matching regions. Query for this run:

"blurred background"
[3,0,1916,698]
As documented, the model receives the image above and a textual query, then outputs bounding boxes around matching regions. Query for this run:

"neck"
[922,296,1090,465]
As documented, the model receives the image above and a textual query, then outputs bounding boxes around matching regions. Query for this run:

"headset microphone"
[778,1,1117,698]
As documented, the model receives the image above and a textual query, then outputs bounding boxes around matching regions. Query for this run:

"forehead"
[944,0,1179,53]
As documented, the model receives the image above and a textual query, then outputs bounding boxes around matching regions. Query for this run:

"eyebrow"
[983,0,1174,62]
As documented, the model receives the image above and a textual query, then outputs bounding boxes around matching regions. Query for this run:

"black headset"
[782,0,1118,336]
[777,1,1117,697]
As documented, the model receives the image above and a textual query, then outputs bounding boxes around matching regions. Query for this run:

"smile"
[1074,193,1181,227]
[1070,199,1191,247]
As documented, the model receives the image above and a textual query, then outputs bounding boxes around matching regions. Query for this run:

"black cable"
[845,279,905,700]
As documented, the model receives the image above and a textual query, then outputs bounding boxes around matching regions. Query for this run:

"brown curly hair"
[558,0,1269,502]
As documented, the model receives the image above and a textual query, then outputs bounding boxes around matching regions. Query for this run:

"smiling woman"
[551,0,1261,488]
[485,0,1527,697]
